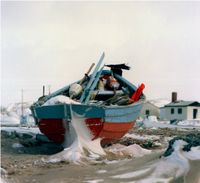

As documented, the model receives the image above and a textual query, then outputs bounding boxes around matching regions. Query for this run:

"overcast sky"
[1,1,200,106]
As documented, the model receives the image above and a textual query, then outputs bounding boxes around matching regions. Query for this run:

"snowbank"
[110,140,200,182]
[48,110,105,164]
[125,133,160,141]
[105,143,151,158]
[1,127,41,137]
[147,115,158,122]
[178,120,200,127]
[141,117,200,130]
[1,102,34,126]
[0,167,8,183]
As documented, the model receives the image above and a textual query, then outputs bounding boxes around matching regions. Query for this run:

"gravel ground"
[1,127,200,183]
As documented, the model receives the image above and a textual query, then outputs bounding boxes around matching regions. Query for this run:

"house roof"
[164,101,200,107]
[147,99,170,108]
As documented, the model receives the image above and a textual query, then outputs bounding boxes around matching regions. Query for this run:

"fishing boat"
[31,53,145,146]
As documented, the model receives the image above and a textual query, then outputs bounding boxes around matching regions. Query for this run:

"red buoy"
[130,83,145,103]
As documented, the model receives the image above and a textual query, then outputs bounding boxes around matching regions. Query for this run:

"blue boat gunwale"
[34,98,144,120]
[32,69,145,121]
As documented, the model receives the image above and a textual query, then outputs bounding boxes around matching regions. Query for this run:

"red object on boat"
[130,83,145,102]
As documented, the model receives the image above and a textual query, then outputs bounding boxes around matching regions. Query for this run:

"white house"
[140,99,169,119]
[160,101,200,121]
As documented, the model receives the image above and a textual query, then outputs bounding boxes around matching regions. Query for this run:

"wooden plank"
[84,66,104,104]
[80,52,105,103]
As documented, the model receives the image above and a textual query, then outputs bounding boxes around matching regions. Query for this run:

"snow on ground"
[48,111,105,164]
[1,97,153,165]
[140,116,200,129]
[43,96,152,164]
[0,167,8,183]
[0,177,8,183]
[125,133,160,141]
[110,140,200,182]
[96,170,107,174]
[178,120,200,127]
[0,102,34,126]
[1,127,41,137]
[105,143,151,158]
[84,179,104,183]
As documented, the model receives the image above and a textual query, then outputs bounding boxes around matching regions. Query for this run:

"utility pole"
[20,89,25,127]
[48,85,51,95]
[21,89,24,117]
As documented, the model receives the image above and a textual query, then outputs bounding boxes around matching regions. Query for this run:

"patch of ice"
[96,170,107,174]
[125,133,159,141]
[0,115,20,125]
[12,143,24,149]
[0,178,8,183]
[112,167,152,179]
[1,127,41,136]
[84,179,104,183]
[142,119,200,130]
[148,116,158,122]
[150,127,158,130]
[178,120,200,127]
[127,177,174,183]
[0,167,8,183]
[104,159,122,164]
[0,167,7,177]
[183,146,200,160]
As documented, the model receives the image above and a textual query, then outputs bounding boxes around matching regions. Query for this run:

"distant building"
[160,92,200,121]
[140,99,169,119]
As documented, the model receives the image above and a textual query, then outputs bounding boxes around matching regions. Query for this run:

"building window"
[178,108,182,114]
[145,110,150,116]
[171,108,174,114]
[193,109,198,119]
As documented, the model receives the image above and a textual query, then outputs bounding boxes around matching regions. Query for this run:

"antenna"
[48,85,51,95]
[21,89,24,117]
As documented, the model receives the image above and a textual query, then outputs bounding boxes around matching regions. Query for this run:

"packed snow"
[125,133,160,141]
[1,100,200,182]
[44,96,154,164]
[178,120,200,127]
[48,110,105,164]
[105,143,151,158]
[0,102,34,126]
[140,115,200,129]
[1,127,41,136]
[110,140,200,182]
[43,95,80,105]
[84,179,104,183]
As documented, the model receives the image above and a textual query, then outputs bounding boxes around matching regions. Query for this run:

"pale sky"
[1,1,200,106]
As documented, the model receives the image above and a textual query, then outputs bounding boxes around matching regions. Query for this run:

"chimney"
[43,85,45,96]
[172,92,177,103]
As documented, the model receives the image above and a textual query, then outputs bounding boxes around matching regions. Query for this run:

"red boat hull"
[38,118,135,145]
